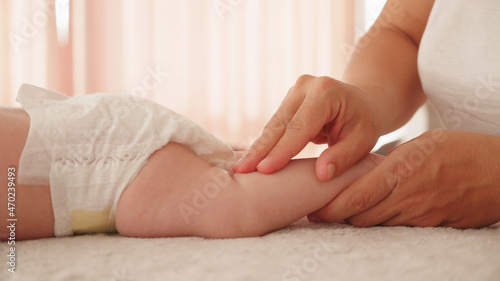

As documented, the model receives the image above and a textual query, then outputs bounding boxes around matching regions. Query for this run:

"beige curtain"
[1,0,355,151]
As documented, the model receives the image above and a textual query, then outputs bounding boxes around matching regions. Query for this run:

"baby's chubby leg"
[115,143,384,238]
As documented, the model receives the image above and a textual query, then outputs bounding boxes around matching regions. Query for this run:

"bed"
[2,218,499,281]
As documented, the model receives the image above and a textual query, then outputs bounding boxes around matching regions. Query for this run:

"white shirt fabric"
[418,0,500,135]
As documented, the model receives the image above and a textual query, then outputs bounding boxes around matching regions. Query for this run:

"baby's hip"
[0,107,30,175]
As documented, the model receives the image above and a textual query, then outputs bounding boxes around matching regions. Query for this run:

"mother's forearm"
[343,27,426,135]
[342,0,435,135]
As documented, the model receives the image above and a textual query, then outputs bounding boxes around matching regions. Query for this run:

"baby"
[0,84,383,240]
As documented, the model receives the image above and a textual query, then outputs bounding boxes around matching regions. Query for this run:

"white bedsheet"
[2,218,500,281]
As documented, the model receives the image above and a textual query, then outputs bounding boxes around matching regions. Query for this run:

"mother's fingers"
[310,155,396,223]
[315,124,378,181]
[378,213,443,227]
[344,195,401,227]
[256,96,335,174]
[233,87,303,174]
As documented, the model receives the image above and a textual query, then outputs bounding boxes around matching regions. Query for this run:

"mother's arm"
[234,0,434,181]
[342,0,434,134]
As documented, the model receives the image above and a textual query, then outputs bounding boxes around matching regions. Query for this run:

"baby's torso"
[0,107,31,175]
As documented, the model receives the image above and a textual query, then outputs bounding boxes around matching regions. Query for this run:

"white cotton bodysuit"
[17,84,236,237]
[418,0,500,135]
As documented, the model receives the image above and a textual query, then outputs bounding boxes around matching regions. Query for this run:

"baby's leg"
[115,143,383,238]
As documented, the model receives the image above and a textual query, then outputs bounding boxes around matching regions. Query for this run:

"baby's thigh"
[115,142,225,237]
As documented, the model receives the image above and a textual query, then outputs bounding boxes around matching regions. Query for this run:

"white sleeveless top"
[418,0,500,136]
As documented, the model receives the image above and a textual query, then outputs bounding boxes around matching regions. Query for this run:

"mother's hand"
[309,130,500,228]
[233,75,381,181]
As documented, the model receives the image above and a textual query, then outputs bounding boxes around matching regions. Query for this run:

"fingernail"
[233,158,246,172]
[307,215,323,223]
[257,157,270,169]
[236,155,246,166]
[327,163,335,180]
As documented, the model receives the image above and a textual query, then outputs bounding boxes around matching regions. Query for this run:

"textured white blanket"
[2,218,500,281]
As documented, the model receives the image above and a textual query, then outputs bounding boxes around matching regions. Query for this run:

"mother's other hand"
[310,130,500,228]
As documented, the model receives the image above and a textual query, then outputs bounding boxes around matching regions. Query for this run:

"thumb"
[315,130,376,181]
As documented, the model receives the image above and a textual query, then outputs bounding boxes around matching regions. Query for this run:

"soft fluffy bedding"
[2,218,499,281]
